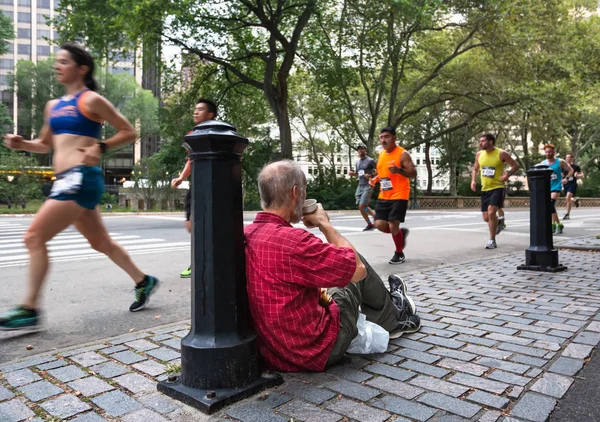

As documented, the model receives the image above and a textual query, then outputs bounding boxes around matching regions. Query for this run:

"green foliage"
[307,172,360,211]
[0,152,44,207]
[242,134,280,210]
[100,192,117,205]
[0,13,13,56]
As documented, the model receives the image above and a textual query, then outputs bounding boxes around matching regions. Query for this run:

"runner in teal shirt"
[540,144,573,234]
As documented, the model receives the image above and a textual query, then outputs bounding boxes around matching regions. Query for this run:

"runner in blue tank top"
[0,43,159,331]
[540,144,573,235]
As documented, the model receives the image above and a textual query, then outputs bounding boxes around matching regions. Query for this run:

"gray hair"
[258,160,306,210]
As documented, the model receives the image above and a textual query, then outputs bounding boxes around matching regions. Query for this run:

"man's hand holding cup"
[302,199,329,229]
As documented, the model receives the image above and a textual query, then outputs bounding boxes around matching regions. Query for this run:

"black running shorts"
[481,188,505,212]
[375,199,408,223]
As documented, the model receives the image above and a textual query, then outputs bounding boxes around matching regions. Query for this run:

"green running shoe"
[556,224,564,234]
[130,276,159,312]
[180,265,191,278]
[0,306,39,331]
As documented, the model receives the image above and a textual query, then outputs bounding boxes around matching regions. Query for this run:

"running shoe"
[0,306,39,331]
[496,219,505,235]
[180,265,191,278]
[363,224,375,232]
[552,223,556,234]
[486,239,497,249]
[563,214,570,220]
[389,251,405,265]
[130,276,160,312]
[389,315,421,339]
[388,275,416,315]
[401,227,409,248]
[556,224,564,234]
[575,198,580,208]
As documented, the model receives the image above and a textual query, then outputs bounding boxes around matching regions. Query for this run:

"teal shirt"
[542,158,562,192]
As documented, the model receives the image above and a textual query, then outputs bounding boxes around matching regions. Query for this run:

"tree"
[0,152,43,208]
[0,13,13,137]
[130,157,173,210]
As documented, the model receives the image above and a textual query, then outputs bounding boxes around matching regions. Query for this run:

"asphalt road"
[1,207,599,363]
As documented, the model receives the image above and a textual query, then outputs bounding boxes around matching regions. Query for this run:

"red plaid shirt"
[244,212,356,372]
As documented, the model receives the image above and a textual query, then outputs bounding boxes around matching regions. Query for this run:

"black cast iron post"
[517,165,567,272]
[157,121,283,413]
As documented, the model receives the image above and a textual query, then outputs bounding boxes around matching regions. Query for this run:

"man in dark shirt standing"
[562,153,584,220]
[349,145,377,231]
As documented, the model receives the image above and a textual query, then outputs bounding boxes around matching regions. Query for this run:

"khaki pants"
[326,254,400,367]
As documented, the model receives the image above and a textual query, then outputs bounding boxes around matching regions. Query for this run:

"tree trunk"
[450,162,457,196]
[425,140,432,194]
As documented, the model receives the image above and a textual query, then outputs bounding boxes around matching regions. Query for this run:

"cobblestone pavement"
[555,234,600,250]
[2,247,600,422]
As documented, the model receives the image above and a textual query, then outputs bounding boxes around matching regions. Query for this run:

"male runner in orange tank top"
[369,126,416,264]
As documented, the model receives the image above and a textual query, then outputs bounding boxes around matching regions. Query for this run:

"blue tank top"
[542,158,562,192]
[49,90,103,139]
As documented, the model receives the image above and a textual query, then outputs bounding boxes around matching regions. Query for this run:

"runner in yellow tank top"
[471,134,520,250]
[369,126,416,265]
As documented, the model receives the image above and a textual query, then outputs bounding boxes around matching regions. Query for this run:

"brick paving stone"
[150,325,189,335]
[371,395,437,422]
[549,357,585,376]
[170,329,189,337]
[531,340,561,351]
[279,399,342,422]
[132,360,167,376]
[418,392,481,418]
[146,347,180,362]
[363,363,415,381]
[3,369,41,387]
[108,333,152,345]
[420,313,443,321]
[428,347,478,362]
[507,322,549,334]
[291,372,338,385]
[150,334,172,342]
[525,313,566,323]
[520,331,566,343]
[391,338,433,351]
[535,321,579,332]
[41,394,91,418]
[327,397,389,422]
[586,321,600,332]
[114,373,156,394]
[510,393,557,422]
[326,365,372,383]
[478,410,503,422]
[422,320,450,330]
[573,331,600,346]
[449,373,509,394]
[324,379,380,401]
[408,375,469,398]
[475,324,518,336]
[438,358,489,376]
[487,334,534,346]
[440,317,478,327]
[89,361,129,378]
[280,379,336,405]
[37,360,68,370]
[509,354,547,368]
[527,368,543,378]
[253,391,292,408]
[495,315,535,325]
[61,345,109,357]
[70,352,108,367]
[137,393,181,414]
[100,345,128,355]
[111,350,147,364]
[454,335,497,347]
[71,413,108,422]
[548,329,575,338]
[562,343,594,359]
[125,339,160,351]
[399,360,450,378]
[497,342,548,358]
[91,390,143,417]
[421,336,465,349]
[394,348,441,364]
[121,408,169,422]
[466,390,510,410]
[48,365,89,382]
[366,376,424,399]
[226,403,289,422]
[0,385,15,401]
[446,326,488,336]
[463,345,511,360]
[0,356,56,373]
[68,377,114,396]
[474,358,530,375]
[470,317,506,327]
[565,319,588,328]
[420,327,458,338]
[0,399,35,421]
[366,353,403,365]
[161,338,181,351]
[462,310,499,319]
[18,380,63,401]
[530,373,573,398]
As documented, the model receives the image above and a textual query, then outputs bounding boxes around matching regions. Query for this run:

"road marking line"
[0,235,144,250]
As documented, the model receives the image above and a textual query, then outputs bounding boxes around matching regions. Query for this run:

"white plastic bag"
[347,313,389,354]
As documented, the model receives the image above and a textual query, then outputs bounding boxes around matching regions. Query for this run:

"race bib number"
[568,176,574,182]
[551,173,557,180]
[482,166,496,178]
[50,168,83,197]
[358,169,365,177]
[381,178,393,191]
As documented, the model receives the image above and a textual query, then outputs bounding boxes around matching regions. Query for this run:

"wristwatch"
[98,142,108,154]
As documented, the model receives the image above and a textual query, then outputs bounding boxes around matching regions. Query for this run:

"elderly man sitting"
[244,160,420,372]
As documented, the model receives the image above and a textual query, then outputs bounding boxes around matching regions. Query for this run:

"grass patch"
[165,363,181,376]
[0,200,43,214]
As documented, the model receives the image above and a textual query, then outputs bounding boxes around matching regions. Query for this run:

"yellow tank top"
[377,146,410,200]
[478,148,505,191]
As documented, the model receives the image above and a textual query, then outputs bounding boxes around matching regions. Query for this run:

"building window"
[17,28,31,38]
[38,0,50,8]
[17,44,30,55]
[336,168,341,174]
[0,0,12,5]
[37,29,50,40]
[17,12,30,23]
[0,59,14,69]
[0,75,10,86]
[343,168,348,175]
[416,158,420,165]
[37,13,48,24]
[307,168,313,175]
[1,10,12,20]
[37,45,50,56]
[319,157,323,163]
[18,0,31,5]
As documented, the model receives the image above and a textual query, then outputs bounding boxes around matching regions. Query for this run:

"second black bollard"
[157,121,283,414]
[517,165,567,272]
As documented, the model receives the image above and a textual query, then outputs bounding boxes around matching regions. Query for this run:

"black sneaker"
[496,219,505,235]
[389,252,405,265]
[401,227,409,247]
[575,198,580,208]
[388,275,416,315]
[130,276,159,312]
[363,224,375,232]
[389,315,421,339]
[0,306,40,331]
[563,214,570,220]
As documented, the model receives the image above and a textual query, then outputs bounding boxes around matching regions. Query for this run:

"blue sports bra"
[49,89,103,139]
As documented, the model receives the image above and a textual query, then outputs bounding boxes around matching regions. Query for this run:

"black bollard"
[517,165,567,272]
[157,121,283,414]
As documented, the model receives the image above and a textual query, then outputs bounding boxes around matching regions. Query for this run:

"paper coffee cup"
[302,199,317,215]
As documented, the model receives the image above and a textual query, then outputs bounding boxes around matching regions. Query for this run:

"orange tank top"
[376,146,410,200]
